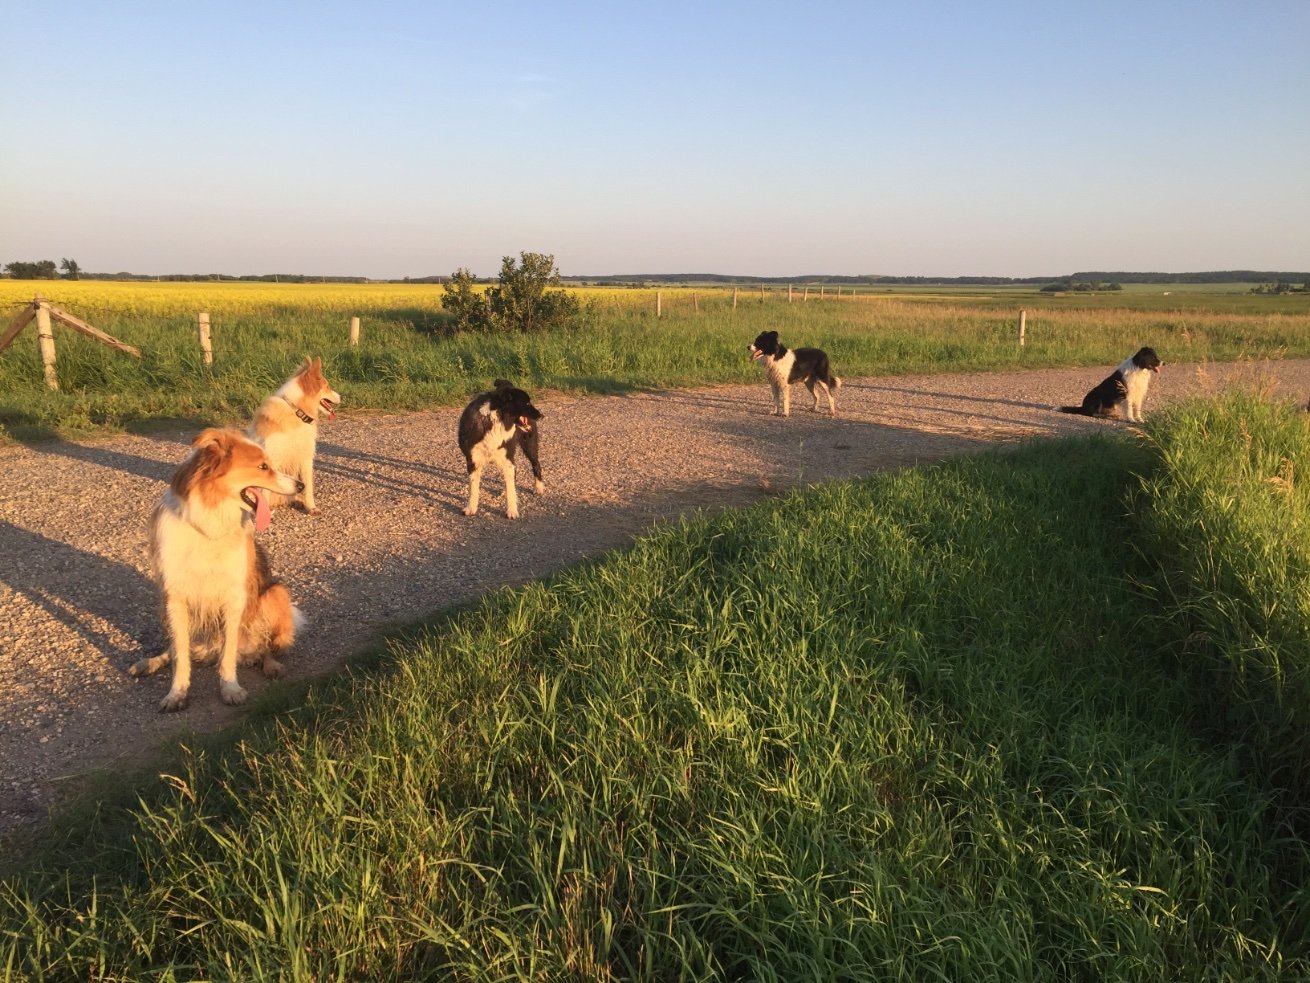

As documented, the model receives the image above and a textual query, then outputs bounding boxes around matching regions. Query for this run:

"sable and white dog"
[1059,347,1163,422]
[457,379,544,520]
[748,330,842,416]
[130,429,304,712]
[248,356,340,513]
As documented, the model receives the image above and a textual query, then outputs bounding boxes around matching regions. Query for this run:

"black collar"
[283,396,315,424]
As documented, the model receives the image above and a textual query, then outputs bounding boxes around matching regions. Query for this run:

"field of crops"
[2,280,1308,442]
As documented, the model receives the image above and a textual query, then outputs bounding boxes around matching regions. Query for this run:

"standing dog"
[1059,347,1163,422]
[130,429,304,712]
[748,330,842,416]
[248,356,340,513]
[458,379,544,520]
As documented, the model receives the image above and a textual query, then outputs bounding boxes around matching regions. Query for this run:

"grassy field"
[1,280,1307,442]
[2,393,1308,979]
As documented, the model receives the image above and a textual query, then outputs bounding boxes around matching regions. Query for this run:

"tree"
[3,260,58,279]
[60,258,81,280]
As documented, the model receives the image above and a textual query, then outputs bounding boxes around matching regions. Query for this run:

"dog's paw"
[129,653,168,677]
[159,689,189,712]
[219,680,248,706]
[533,480,545,496]
[262,657,285,679]
[462,505,478,517]
[505,508,520,520]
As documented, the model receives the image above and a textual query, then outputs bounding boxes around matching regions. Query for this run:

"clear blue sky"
[3,1,1307,279]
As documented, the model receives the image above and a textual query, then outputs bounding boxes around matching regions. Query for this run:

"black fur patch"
[457,380,544,482]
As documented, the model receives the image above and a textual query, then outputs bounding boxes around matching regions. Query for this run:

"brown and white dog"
[129,429,304,712]
[457,379,544,520]
[248,357,340,513]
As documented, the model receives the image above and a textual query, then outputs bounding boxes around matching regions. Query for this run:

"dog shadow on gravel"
[847,382,1056,413]
[20,441,179,483]
[316,444,466,504]
[0,522,159,661]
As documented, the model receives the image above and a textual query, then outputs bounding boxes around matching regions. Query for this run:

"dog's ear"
[191,427,230,451]
[493,378,513,390]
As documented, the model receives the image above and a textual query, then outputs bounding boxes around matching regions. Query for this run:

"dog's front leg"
[216,593,248,706]
[158,596,193,712]
[300,463,316,513]
[464,463,483,516]
[780,383,791,417]
[497,456,520,520]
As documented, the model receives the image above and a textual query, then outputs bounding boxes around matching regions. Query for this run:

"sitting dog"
[748,330,842,416]
[1059,347,1163,422]
[130,429,305,712]
[248,356,340,513]
[458,379,544,520]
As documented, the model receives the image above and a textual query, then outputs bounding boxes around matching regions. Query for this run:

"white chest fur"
[764,350,795,389]
[152,495,249,617]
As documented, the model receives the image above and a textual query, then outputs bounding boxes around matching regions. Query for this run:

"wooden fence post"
[1018,309,1027,346]
[198,312,212,365]
[760,284,765,301]
[733,287,739,310]
[656,291,662,317]
[788,284,793,303]
[803,286,809,302]
[35,298,58,391]
[349,316,360,347]
[693,293,699,314]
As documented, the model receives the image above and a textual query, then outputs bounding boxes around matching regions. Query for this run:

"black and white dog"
[748,330,842,417]
[457,379,544,519]
[1059,347,1163,422]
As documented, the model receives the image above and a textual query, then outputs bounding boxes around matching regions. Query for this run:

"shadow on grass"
[371,307,454,336]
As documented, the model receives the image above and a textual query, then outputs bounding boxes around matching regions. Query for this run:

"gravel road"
[3,358,1309,840]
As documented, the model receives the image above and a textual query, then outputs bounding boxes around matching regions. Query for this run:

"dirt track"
[3,358,1309,840]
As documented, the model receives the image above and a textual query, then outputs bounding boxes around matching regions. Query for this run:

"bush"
[441,252,580,333]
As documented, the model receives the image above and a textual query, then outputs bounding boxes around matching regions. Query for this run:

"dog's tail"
[830,374,842,389]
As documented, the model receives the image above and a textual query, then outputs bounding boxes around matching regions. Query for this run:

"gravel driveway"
[3,358,1309,840]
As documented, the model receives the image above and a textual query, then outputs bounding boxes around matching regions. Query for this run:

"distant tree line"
[1040,280,1123,293]
[4,261,1308,289]
[3,258,80,280]
[1250,281,1309,295]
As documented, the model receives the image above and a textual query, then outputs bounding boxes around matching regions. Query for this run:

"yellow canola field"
[0,280,683,320]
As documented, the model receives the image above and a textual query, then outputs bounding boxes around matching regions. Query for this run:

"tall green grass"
[1138,393,1310,813]
[2,284,1307,441]
[4,427,1307,979]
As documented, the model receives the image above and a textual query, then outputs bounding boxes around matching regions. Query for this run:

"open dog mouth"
[320,398,338,420]
[750,348,763,361]
[517,415,534,431]
[240,486,273,532]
